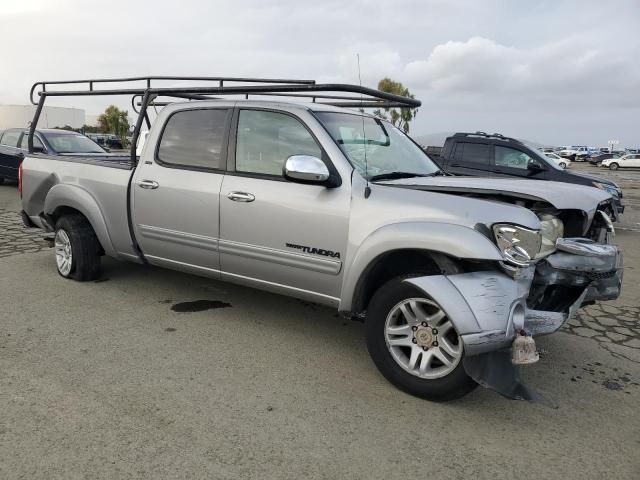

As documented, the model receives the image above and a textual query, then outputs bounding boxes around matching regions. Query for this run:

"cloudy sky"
[1,0,638,146]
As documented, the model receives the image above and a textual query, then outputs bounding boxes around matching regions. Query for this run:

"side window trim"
[227,107,337,183]
[153,107,232,173]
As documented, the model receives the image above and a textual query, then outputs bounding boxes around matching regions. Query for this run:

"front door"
[132,107,232,275]
[219,108,350,303]
[493,145,547,179]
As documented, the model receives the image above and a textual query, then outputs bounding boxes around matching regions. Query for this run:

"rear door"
[447,141,491,176]
[493,145,547,179]
[0,130,24,180]
[627,154,640,167]
[131,107,232,275]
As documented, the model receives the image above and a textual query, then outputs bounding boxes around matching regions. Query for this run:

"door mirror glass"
[284,155,330,184]
[32,145,45,153]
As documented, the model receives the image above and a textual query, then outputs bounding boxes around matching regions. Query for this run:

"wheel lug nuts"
[421,322,428,327]
[432,328,438,334]
[411,326,418,331]
[432,341,439,347]
[422,346,428,351]
[412,338,417,344]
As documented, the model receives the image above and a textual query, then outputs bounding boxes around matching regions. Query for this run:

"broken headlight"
[493,224,541,267]
[538,214,564,258]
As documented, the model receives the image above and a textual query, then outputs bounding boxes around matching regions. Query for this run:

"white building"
[0,104,85,130]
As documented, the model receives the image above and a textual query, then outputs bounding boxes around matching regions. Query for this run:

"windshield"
[315,112,440,179]
[43,132,106,154]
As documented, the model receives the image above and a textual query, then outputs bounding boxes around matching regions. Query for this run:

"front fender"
[44,184,117,257]
[339,222,503,312]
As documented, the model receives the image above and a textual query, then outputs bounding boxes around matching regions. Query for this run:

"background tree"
[97,105,130,144]
[373,78,418,133]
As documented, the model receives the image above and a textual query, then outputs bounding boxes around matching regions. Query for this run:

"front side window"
[315,111,439,178]
[0,130,21,147]
[495,146,536,170]
[157,109,229,169]
[235,110,322,176]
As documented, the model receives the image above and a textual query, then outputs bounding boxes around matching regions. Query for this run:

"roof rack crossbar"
[30,76,316,105]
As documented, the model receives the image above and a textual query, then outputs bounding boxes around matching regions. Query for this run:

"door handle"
[450,163,460,167]
[138,179,159,189]
[227,191,255,202]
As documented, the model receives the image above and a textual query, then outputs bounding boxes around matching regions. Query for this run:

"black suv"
[431,132,624,215]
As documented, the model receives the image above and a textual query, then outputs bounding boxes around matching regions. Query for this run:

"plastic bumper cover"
[404,239,622,358]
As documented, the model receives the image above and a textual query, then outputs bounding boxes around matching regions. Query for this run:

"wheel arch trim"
[44,184,117,257]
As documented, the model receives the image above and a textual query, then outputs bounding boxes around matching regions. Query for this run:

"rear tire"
[609,163,619,171]
[365,277,477,401]
[54,215,101,281]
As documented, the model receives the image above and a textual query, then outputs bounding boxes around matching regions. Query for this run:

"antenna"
[357,54,371,199]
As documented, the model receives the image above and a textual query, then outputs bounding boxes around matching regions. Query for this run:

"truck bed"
[21,154,137,259]
[29,153,134,170]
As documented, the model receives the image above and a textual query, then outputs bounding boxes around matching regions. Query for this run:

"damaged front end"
[405,237,623,401]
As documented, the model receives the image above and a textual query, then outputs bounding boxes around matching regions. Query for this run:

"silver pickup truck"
[20,79,622,401]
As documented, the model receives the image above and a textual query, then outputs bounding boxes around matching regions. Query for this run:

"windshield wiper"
[369,171,440,181]
[369,172,426,181]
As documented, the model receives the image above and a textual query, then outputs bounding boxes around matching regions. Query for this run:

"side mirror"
[31,145,45,154]
[527,160,545,171]
[284,155,331,185]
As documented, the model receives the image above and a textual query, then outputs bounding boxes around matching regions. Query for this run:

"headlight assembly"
[492,224,542,267]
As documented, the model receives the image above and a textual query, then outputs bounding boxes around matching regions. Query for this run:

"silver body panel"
[20,99,622,357]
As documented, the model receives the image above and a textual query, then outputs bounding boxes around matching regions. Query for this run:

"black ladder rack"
[27,75,421,164]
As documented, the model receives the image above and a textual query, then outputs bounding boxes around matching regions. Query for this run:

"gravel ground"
[1,175,639,479]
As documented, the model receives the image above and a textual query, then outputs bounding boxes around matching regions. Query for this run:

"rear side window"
[0,130,21,147]
[157,109,229,169]
[454,142,490,165]
[19,134,44,150]
[235,110,322,176]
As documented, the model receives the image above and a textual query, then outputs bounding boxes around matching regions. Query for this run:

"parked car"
[0,128,107,183]
[430,132,624,215]
[602,153,640,170]
[544,152,570,168]
[588,152,620,166]
[558,145,589,161]
[21,77,623,402]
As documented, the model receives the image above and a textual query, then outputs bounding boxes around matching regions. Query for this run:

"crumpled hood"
[377,176,612,212]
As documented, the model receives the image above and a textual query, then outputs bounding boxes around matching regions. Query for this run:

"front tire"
[54,215,101,281]
[609,163,619,170]
[559,162,567,169]
[365,278,477,401]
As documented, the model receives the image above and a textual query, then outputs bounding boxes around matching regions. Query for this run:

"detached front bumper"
[405,238,622,357]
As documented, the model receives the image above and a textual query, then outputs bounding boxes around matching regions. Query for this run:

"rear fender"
[44,184,117,257]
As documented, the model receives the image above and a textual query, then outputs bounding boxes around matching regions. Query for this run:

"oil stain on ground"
[170,300,232,313]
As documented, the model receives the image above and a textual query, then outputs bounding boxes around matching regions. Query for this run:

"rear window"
[454,142,490,165]
[0,130,21,147]
[157,109,229,170]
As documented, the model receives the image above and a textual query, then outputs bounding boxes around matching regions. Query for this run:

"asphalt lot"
[1,166,639,479]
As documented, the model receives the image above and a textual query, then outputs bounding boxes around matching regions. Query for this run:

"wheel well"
[351,249,453,314]
[49,206,105,255]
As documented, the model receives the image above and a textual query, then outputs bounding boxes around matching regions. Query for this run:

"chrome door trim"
[138,224,219,251]
[218,238,342,275]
